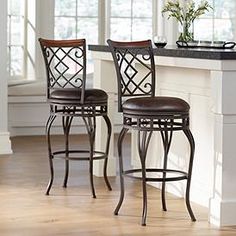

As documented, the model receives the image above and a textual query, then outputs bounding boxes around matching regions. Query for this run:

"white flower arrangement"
[162,0,212,41]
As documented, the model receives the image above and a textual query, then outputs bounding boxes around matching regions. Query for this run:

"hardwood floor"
[0,135,236,235]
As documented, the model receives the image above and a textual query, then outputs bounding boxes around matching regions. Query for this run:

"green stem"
[178,21,194,42]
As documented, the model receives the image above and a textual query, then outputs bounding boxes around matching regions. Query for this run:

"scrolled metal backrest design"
[107,39,155,112]
[39,38,86,103]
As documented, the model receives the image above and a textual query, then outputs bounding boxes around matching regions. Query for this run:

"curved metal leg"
[102,115,112,191]
[62,115,73,188]
[45,114,56,195]
[159,122,173,211]
[183,128,196,221]
[138,130,152,226]
[114,127,128,215]
[83,116,96,198]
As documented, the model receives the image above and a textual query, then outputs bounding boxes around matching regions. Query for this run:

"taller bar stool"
[107,39,196,226]
[39,38,112,198]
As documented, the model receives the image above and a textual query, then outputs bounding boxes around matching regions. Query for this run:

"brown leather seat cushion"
[49,88,108,105]
[123,96,190,115]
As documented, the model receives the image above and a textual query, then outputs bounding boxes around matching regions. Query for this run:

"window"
[9,0,236,82]
[194,0,236,41]
[54,0,98,43]
[8,0,25,79]
[55,1,236,49]
[54,0,154,42]
[108,0,153,41]
[54,0,154,72]
[54,0,99,73]
[7,0,36,81]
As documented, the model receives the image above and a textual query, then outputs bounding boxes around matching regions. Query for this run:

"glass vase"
[178,21,194,42]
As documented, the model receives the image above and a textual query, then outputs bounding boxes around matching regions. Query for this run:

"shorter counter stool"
[39,38,112,198]
[107,39,196,226]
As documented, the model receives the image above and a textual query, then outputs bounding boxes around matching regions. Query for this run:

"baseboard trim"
[209,198,236,226]
[0,132,12,155]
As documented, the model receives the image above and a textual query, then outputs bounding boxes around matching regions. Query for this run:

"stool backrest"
[107,39,155,112]
[39,38,86,104]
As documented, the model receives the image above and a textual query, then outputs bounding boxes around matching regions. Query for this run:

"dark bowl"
[154,42,167,48]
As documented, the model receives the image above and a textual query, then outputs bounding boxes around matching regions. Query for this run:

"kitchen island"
[89,44,236,227]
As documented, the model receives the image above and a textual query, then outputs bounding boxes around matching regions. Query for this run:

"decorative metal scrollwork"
[115,47,154,97]
[123,115,189,131]
[45,46,85,89]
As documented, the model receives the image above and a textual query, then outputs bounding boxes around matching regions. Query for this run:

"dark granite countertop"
[88,44,236,60]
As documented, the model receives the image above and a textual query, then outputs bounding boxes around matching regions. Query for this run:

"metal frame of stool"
[39,38,112,198]
[107,39,196,226]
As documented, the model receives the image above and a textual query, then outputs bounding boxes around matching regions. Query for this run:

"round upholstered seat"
[122,96,190,116]
[49,88,108,105]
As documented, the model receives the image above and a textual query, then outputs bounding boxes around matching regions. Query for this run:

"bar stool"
[39,38,112,198]
[107,39,196,225]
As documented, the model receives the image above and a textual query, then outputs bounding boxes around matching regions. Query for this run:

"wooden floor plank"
[0,135,236,235]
